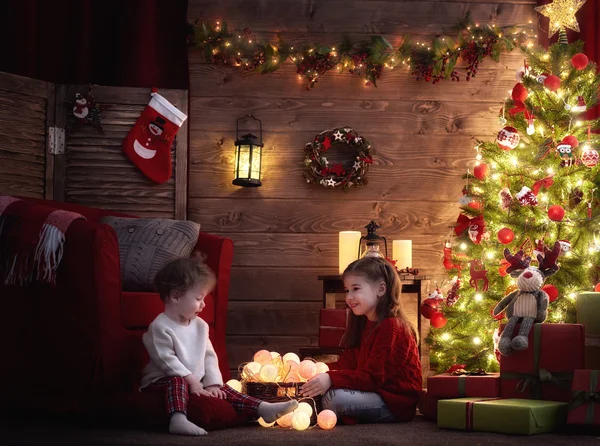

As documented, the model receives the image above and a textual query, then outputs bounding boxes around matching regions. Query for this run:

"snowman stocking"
[123,91,187,184]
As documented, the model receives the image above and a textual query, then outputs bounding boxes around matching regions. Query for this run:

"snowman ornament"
[72,93,90,121]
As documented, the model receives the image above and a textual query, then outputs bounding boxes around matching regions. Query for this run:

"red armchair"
[0,197,233,418]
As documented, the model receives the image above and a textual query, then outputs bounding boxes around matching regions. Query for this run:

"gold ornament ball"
[292,411,311,431]
[317,409,337,430]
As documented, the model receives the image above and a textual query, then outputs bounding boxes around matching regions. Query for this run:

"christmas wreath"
[303,127,373,190]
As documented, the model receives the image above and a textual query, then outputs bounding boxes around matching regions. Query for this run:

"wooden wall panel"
[187,0,535,378]
[0,72,49,198]
[61,86,187,219]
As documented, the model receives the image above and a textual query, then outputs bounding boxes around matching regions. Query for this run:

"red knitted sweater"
[327,317,422,421]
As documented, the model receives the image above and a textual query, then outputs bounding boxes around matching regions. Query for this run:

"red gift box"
[423,373,500,419]
[499,323,584,402]
[319,309,349,348]
[567,369,600,426]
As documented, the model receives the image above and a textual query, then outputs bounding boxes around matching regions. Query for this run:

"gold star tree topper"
[535,0,587,37]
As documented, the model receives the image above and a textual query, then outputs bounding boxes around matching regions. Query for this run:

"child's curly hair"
[154,253,216,302]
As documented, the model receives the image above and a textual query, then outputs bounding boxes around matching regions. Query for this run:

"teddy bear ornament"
[492,241,560,355]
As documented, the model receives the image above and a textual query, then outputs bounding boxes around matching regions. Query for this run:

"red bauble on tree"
[548,205,565,221]
[430,311,448,328]
[542,284,559,302]
[571,53,589,70]
[497,227,515,244]
[421,298,439,319]
[595,283,600,292]
[474,163,488,180]
[543,75,561,91]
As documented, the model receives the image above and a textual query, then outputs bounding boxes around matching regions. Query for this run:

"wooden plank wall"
[0,72,52,199]
[186,0,536,378]
[61,86,188,219]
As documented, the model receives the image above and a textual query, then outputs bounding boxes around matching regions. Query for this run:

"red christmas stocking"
[123,91,187,184]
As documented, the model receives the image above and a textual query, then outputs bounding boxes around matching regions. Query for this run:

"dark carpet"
[1,414,599,446]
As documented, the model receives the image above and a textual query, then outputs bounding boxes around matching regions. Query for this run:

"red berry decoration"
[474,163,488,180]
[548,205,565,221]
[542,284,559,302]
[497,228,515,244]
[543,75,561,91]
[430,311,448,328]
[571,53,589,70]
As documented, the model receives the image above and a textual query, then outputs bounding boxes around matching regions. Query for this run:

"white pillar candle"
[339,231,361,274]
[393,240,412,269]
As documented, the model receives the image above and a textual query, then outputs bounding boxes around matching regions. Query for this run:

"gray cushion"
[100,216,200,292]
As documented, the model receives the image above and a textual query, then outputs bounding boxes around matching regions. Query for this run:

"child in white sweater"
[140,255,297,436]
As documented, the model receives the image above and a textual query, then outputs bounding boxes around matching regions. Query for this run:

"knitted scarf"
[0,196,86,285]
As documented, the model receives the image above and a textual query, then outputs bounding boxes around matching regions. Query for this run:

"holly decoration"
[303,127,372,190]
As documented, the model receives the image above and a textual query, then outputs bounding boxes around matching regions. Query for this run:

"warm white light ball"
[243,361,261,380]
[282,352,300,364]
[292,411,311,431]
[317,409,337,430]
[225,379,242,392]
[285,371,300,383]
[315,362,329,374]
[253,349,273,365]
[276,412,294,428]
[270,351,281,360]
[297,401,313,417]
[298,360,317,380]
[258,417,275,428]
[259,363,279,382]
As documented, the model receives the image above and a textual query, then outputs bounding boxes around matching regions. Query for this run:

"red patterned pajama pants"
[143,377,262,417]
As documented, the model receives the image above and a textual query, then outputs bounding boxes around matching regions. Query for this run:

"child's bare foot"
[257,400,299,423]
[169,412,207,436]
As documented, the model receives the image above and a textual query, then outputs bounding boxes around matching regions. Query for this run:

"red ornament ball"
[420,299,439,319]
[571,53,589,70]
[468,200,483,210]
[542,284,559,302]
[511,83,528,102]
[430,311,447,328]
[474,163,488,180]
[543,75,561,91]
[497,227,515,244]
[548,205,565,221]
[581,148,599,167]
[595,283,600,292]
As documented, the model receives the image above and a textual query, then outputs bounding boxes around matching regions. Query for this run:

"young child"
[300,256,422,423]
[140,255,298,436]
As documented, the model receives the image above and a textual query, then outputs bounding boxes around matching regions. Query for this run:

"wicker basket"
[243,381,322,423]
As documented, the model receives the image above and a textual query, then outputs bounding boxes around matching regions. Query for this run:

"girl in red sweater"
[301,256,422,423]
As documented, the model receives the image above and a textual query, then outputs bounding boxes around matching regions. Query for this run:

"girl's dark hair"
[154,253,216,302]
[342,256,417,348]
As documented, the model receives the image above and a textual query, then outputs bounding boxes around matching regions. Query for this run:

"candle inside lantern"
[339,231,361,274]
[393,240,412,269]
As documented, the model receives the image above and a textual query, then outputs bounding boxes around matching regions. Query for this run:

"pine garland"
[187,14,534,90]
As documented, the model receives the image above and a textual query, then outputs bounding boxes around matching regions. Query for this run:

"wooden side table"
[317,274,429,355]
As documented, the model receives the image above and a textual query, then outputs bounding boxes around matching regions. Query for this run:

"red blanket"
[0,196,86,285]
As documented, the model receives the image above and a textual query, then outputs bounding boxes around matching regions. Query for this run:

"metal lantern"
[233,114,263,187]
[358,220,388,259]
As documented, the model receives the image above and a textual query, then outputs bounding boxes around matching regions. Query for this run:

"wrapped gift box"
[577,293,600,370]
[319,309,349,348]
[438,397,567,435]
[567,369,600,426]
[423,373,500,419]
[499,323,584,402]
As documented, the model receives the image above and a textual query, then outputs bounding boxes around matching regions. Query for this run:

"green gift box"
[438,397,567,435]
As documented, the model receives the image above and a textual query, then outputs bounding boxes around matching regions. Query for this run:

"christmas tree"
[427,24,600,373]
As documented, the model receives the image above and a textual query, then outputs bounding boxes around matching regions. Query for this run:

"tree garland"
[303,127,372,190]
[187,14,534,90]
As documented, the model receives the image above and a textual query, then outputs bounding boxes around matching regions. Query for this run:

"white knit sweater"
[140,313,224,389]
